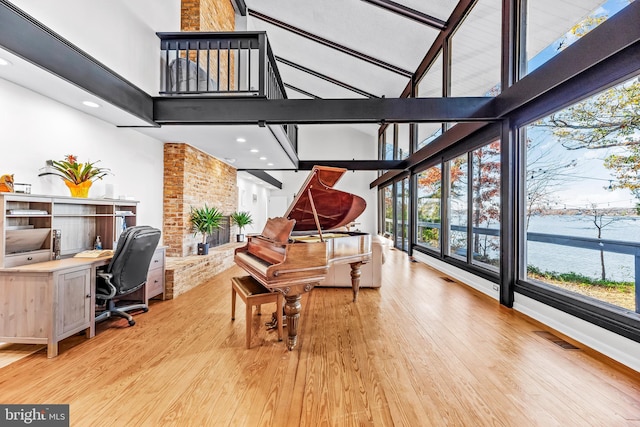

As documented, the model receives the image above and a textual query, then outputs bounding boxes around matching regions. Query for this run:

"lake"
[527,214,639,282]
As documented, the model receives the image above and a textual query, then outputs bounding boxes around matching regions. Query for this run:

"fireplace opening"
[205,216,230,248]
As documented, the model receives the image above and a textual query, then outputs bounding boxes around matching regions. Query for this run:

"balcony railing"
[157,32,286,99]
[409,220,640,313]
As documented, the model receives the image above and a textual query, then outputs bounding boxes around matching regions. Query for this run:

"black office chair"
[95,225,161,326]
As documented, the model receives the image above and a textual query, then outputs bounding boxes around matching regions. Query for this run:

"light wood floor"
[1,247,639,426]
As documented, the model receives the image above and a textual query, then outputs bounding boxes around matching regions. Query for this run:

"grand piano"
[234,166,371,350]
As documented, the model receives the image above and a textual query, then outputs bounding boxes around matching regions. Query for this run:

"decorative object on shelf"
[230,211,254,242]
[0,174,14,193]
[94,235,102,250]
[190,204,223,255]
[48,154,111,198]
[13,183,31,194]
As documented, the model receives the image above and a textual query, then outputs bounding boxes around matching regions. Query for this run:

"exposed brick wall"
[163,143,237,257]
[181,0,235,90]
[182,0,234,32]
[164,243,242,299]
[162,3,239,297]
[199,0,235,32]
[181,0,201,31]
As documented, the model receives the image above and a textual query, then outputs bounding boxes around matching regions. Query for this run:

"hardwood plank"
[0,343,46,369]
[0,247,638,426]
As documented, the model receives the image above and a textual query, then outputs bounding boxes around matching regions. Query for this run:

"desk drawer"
[5,251,51,267]
[146,267,164,299]
[149,249,165,270]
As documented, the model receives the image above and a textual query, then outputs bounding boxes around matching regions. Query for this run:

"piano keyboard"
[235,251,272,276]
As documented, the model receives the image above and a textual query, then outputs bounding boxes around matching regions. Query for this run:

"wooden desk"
[0,256,110,358]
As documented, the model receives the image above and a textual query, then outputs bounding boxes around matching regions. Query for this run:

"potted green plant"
[49,154,110,198]
[190,204,223,255]
[230,211,254,242]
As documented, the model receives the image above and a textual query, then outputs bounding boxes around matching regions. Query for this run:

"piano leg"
[283,293,302,351]
[349,261,363,302]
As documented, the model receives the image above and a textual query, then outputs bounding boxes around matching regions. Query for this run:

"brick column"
[163,143,237,256]
[181,0,236,89]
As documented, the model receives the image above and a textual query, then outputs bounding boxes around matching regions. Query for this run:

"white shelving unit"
[0,193,138,267]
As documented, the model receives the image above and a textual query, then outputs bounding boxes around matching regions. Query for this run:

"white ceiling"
[3,0,439,171]
[0,47,150,127]
[0,0,613,171]
[245,0,441,99]
[136,124,297,169]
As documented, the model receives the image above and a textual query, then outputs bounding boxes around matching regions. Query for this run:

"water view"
[527,214,639,283]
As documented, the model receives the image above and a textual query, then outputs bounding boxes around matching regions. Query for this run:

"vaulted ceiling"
[245,0,458,100]
[143,0,469,170]
[0,0,614,172]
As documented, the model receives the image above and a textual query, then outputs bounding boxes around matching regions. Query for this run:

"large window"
[382,185,393,239]
[416,50,442,98]
[416,165,442,251]
[472,141,501,270]
[416,50,444,151]
[383,125,394,161]
[522,74,640,313]
[396,178,409,251]
[523,0,632,77]
[450,0,501,97]
[375,0,638,349]
[417,123,443,151]
[396,124,410,160]
[447,154,468,259]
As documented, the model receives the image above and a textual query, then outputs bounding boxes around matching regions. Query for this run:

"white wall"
[515,294,640,373]
[0,78,164,230]
[236,176,269,235]
[0,0,180,232]
[271,125,378,234]
[9,0,181,95]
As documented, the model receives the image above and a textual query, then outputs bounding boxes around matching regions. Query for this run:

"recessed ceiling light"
[224,157,236,163]
[250,149,259,153]
[0,58,11,66]
[82,101,100,108]
[236,137,246,143]
[259,156,267,160]
[267,163,274,166]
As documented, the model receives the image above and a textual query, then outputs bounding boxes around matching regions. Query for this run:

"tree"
[535,74,639,199]
[604,142,640,198]
[417,166,442,246]
[383,186,393,235]
[525,135,579,229]
[586,204,617,281]
[417,161,467,248]
[472,141,500,261]
[539,80,639,151]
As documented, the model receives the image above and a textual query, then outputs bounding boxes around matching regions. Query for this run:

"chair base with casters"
[94,298,148,326]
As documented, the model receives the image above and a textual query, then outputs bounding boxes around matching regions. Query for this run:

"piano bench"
[231,276,283,349]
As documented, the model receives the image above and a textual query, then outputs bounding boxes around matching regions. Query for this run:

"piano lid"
[284,166,366,232]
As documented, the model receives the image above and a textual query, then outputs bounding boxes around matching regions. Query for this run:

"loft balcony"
[156,31,297,165]
[157,31,286,99]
